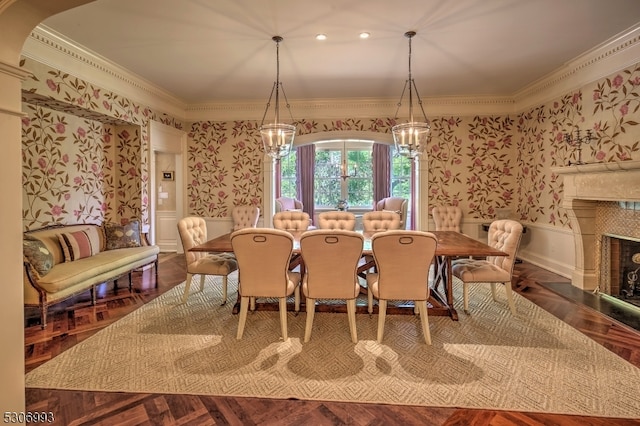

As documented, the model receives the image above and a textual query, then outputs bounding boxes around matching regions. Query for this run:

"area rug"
[26,272,640,419]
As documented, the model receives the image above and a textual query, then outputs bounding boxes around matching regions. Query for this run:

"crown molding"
[513,24,640,112]
[22,25,187,120]
[20,23,640,122]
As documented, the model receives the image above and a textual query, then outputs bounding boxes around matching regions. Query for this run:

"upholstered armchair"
[273,211,312,232]
[431,206,462,232]
[375,197,408,229]
[275,196,303,213]
[317,211,356,230]
[232,205,260,231]
[362,211,401,233]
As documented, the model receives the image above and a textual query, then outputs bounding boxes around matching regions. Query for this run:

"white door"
[149,122,187,252]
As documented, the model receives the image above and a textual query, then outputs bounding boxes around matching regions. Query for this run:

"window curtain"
[275,160,282,199]
[372,143,391,206]
[296,144,315,223]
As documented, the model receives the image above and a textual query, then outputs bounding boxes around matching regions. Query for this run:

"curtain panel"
[296,144,316,223]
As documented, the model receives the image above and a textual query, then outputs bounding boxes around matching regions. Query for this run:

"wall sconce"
[565,128,595,165]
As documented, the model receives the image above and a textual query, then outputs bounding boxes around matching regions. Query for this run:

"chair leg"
[236,296,250,339]
[279,297,288,340]
[182,273,194,303]
[294,286,300,312]
[221,275,228,305]
[304,298,315,342]
[199,274,206,292]
[490,282,498,301]
[376,299,387,343]
[250,297,256,311]
[367,288,373,314]
[416,300,432,345]
[504,281,517,315]
[347,298,358,343]
[463,281,469,312]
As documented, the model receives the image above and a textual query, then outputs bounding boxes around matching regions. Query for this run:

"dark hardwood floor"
[24,254,640,425]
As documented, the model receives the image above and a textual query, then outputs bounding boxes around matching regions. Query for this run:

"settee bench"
[23,221,160,328]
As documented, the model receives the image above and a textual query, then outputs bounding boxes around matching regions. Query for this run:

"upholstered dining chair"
[273,211,313,232]
[431,205,462,232]
[231,228,301,340]
[362,210,402,233]
[275,196,303,213]
[317,211,356,230]
[375,197,408,229]
[300,229,364,343]
[451,219,524,315]
[232,205,260,231]
[366,230,438,344]
[177,217,238,305]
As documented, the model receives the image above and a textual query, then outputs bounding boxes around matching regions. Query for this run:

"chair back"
[487,219,524,275]
[177,217,208,266]
[431,205,462,232]
[371,231,438,300]
[273,211,311,232]
[300,229,363,299]
[317,211,356,230]
[275,196,303,213]
[375,197,408,229]
[232,205,260,231]
[362,211,401,233]
[231,228,294,298]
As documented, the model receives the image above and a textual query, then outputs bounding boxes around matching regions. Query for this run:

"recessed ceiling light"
[315,34,327,41]
[359,32,370,39]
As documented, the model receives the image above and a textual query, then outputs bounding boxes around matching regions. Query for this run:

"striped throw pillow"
[57,228,100,262]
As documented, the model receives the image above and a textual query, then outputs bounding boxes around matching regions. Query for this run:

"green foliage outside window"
[279,142,412,209]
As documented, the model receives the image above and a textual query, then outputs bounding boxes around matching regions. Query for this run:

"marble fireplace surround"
[553,160,640,290]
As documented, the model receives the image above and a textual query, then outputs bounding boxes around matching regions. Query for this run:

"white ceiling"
[42,0,640,104]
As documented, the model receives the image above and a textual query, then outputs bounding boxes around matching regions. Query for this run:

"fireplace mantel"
[552,160,640,290]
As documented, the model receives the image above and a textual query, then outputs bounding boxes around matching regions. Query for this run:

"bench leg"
[154,258,159,288]
[40,304,47,330]
[129,271,133,292]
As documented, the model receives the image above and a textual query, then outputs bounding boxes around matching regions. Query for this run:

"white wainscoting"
[156,210,178,252]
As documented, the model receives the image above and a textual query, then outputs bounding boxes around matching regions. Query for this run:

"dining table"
[189,230,507,321]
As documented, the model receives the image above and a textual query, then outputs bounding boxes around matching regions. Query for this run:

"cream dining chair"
[177,217,238,305]
[362,210,402,233]
[231,228,301,340]
[451,219,524,315]
[273,211,313,232]
[300,229,364,343]
[431,205,462,232]
[317,211,356,230]
[231,205,260,231]
[366,230,438,344]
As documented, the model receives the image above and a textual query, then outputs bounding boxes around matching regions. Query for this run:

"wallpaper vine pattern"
[20,57,184,228]
[428,117,464,208]
[515,105,548,223]
[465,116,516,218]
[21,104,115,230]
[20,55,640,232]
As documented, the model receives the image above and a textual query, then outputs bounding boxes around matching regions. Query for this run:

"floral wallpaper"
[20,57,184,230]
[19,54,640,233]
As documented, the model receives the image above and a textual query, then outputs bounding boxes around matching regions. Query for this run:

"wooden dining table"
[190,230,507,321]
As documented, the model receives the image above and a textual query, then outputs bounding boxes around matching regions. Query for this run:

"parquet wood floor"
[24,254,640,425]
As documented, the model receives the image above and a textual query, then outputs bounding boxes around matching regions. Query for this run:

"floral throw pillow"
[104,220,141,250]
[23,234,54,276]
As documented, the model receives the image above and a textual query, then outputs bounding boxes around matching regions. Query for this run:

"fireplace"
[602,233,640,307]
[553,160,640,291]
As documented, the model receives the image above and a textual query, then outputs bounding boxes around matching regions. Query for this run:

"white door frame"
[149,121,187,252]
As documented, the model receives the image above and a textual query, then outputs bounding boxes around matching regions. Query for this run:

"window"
[313,141,373,209]
[280,149,297,199]
[390,150,411,200]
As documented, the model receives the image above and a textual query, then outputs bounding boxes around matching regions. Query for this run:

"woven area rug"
[26,272,640,418]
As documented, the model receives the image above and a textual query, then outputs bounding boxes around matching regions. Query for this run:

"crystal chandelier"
[259,36,296,160]
[391,31,430,159]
